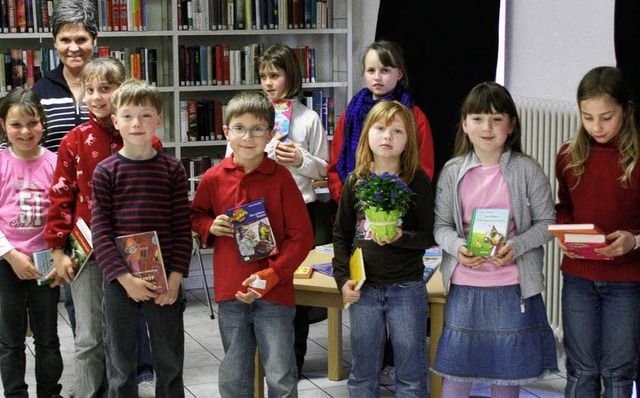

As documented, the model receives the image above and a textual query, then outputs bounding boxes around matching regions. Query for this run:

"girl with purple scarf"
[327,40,435,203]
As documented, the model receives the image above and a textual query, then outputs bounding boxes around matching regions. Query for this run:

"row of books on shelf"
[178,0,333,32]
[97,0,148,32]
[98,46,159,86]
[0,0,52,33]
[178,43,316,87]
[179,90,334,144]
[0,48,57,92]
[182,155,223,196]
[0,46,158,91]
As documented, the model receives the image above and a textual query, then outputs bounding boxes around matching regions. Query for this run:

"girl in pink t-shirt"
[432,82,558,397]
[0,88,63,396]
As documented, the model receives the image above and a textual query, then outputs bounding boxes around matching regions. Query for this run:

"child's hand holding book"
[237,267,281,303]
[116,273,159,302]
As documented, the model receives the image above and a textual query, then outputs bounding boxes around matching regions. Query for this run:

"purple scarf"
[336,86,414,182]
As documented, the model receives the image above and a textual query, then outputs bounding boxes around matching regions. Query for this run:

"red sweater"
[44,113,163,248]
[190,155,314,306]
[327,104,435,202]
[555,138,640,281]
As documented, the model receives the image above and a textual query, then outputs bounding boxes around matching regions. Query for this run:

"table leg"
[429,301,444,398]
[254,350,264,398]
[326,307,343,380]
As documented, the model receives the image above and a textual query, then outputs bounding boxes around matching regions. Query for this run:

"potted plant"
[354,172,414,240]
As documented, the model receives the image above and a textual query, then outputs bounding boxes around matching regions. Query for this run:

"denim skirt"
[432,284,559,385]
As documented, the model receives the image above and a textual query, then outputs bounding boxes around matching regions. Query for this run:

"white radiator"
[515,96,580,339]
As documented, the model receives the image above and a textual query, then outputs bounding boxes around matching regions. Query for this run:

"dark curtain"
[375,0,501,181]
[615,0,640,123]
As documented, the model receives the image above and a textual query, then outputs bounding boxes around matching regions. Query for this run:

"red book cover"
[16,0,25,32]
[111,0,120,31]
[548,223,613,261]
[98,46,111,57]
[120,0,128,31]
[68,218,94,281]
[130,53,141,78]
[303,45,310,83]
[7,0,17,33]
[25,49,34,87]
[222,43,230,85]
[292,0,299,28]
[227,199,278,264]
[213,100,223,139]
[40,0,48,32]
[104,0,112,30]
[115,231,170,294]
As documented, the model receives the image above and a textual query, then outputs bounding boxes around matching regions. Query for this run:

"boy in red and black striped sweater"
[91,79,191,398]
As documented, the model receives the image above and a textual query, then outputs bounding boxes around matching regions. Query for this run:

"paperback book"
[466,208,510,257]
[311,262,333,277]
[68,218,93,281]
[32,249,54,286]
[344,247,365,309]
[227,199,278,264]
[293,265,314,279]
[273,99,291,143]
[115,231,170,293]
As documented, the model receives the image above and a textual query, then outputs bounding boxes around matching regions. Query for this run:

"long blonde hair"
[562,66,639,188]
[353,101,419,184]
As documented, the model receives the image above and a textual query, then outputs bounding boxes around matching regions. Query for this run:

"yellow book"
[344,247,365,309]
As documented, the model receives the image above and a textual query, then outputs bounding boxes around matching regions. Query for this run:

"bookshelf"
[0,0,352,173]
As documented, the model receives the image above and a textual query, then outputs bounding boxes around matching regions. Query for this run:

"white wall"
[352,0,617,103]
[504,0,616,102]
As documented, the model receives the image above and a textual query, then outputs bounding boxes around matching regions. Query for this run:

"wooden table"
[254,250,447,398]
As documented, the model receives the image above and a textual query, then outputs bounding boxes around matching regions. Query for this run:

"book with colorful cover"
[227,199,278,264]
[115,231,170,293]
[311,262,333,277]
[273,99,291,143]
[293,265,313,279]
[548,224,613,260]
[466,208,510,257]
[344,247,365,309]
[422,246,442,283]
[32,249,54,286]
[69,218,93,281]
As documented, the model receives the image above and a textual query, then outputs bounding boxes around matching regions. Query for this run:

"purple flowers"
[354,172,414,214]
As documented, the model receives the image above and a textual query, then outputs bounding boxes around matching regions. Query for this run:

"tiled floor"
[12,288,568,397]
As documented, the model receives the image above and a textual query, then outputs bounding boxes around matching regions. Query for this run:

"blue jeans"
[348,281,429,397]
[70,260,107,397]
[102,279,185,398]
[217,300,297,398]
[0,259,63,397]
[562,274,640,398]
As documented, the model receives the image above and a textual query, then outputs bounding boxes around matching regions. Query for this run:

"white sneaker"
[379,365,396,386]
[137,380,156,398]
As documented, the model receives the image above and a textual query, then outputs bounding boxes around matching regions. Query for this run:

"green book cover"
[466,208,510,257]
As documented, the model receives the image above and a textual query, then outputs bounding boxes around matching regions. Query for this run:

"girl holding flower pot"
[332,100,434,395]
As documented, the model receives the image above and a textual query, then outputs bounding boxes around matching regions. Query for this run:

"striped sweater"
[32,63,90,153]
[91,151,192,283]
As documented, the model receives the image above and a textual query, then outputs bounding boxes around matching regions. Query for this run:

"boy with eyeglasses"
[191,90,313,397]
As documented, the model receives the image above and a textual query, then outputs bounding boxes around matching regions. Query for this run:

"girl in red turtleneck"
[555,66,640,398]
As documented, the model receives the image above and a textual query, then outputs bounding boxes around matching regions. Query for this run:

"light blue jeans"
[348,280,429,397]
[70,260,107,397]
[217,299,297,398]
[562,274,640,398]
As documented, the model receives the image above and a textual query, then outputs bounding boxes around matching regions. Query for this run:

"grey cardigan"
[434,150,555,299]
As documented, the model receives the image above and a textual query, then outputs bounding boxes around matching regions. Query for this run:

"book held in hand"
[68,218,93,281]
[32,250,54,286]
[272,99,292,143]
[115,231,170,293]
[548,223,613,260]
[227,199,278,264]
[466,208,510,257]
[344,247,365,309]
